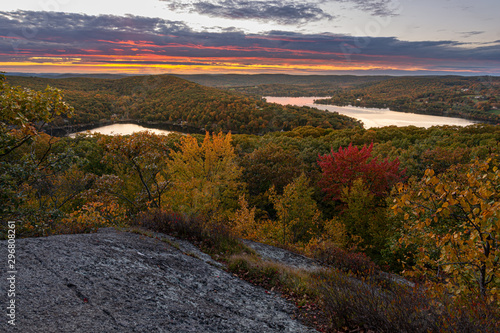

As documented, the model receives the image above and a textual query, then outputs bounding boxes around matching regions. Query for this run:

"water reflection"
[69,123,173,137]
[265,96,477,129]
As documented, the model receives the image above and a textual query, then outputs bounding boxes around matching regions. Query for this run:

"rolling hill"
[6,75,362,134]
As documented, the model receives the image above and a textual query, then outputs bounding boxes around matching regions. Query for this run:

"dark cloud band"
[164,0,334,24]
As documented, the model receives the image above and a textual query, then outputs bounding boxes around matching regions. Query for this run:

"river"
[265,96,477,129]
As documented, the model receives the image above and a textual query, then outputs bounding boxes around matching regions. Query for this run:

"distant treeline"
[315,76,500,124]
[174,74,391,96]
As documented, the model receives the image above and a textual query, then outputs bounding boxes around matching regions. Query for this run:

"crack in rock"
[66,283,88,302]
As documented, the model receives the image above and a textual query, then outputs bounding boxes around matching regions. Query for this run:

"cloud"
[459,31,485,38]
[337,0,401,17]
[0,11,498,74]
[164,0,334,24]
[162,0,400,22]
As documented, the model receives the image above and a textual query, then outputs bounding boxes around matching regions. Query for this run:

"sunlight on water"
[69,123,173,137]
[265,97,477,129]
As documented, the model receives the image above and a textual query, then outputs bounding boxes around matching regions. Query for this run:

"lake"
[69,97,478,136]
[69,123,173,137]
[265,96,477,129]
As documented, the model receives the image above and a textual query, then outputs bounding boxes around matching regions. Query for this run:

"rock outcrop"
[0,228,317,332]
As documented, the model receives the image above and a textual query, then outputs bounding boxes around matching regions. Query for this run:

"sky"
[0,0,499,75]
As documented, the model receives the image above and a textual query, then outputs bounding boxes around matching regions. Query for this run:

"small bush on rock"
[310,241,379,277]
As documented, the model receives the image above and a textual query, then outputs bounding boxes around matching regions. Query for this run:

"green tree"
[269,173,321,245]
[340,178,390,258]
[0,75,77,236]
[240,143,306,217]
[0,75,73,157]
[102,131,176,211]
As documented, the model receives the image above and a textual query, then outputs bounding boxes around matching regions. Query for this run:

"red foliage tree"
[318,143,405,201]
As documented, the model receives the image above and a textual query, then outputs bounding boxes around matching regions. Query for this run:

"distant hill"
[173,74,392,97]
[6,75,361,134]
[4,72,132,80]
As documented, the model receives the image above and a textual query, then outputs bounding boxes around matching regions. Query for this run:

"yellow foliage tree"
[393,157,500,304]
[165,132,243,222]
[322,217,348,248]
[231,194,287,246]
[231,195,257,238]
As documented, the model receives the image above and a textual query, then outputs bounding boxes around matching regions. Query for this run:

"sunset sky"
[1,0,499,75]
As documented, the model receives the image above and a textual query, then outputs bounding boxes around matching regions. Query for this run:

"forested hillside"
[316,76,500,124]
[174,74,391,96]
[5,75,361,134]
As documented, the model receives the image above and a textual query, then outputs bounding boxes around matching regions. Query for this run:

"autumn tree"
[318,142,405,202]
[317,142,405,261]
[59,174,128,234]
[240,142,306,217]
[102,131,176,211]
[393,157,500,304]
[268,173,321,245]
[231,195,257,239]
[0,75,76,234]
[165,132,243,222]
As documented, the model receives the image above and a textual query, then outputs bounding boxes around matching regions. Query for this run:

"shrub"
[228,255,282,289]
[316,269,500,333]
[133,209,203,238]
[318,269,439,332]
[1,209,65,239]
[310,241,379,277]
[57,201,127,234]
[133,208,248,256]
